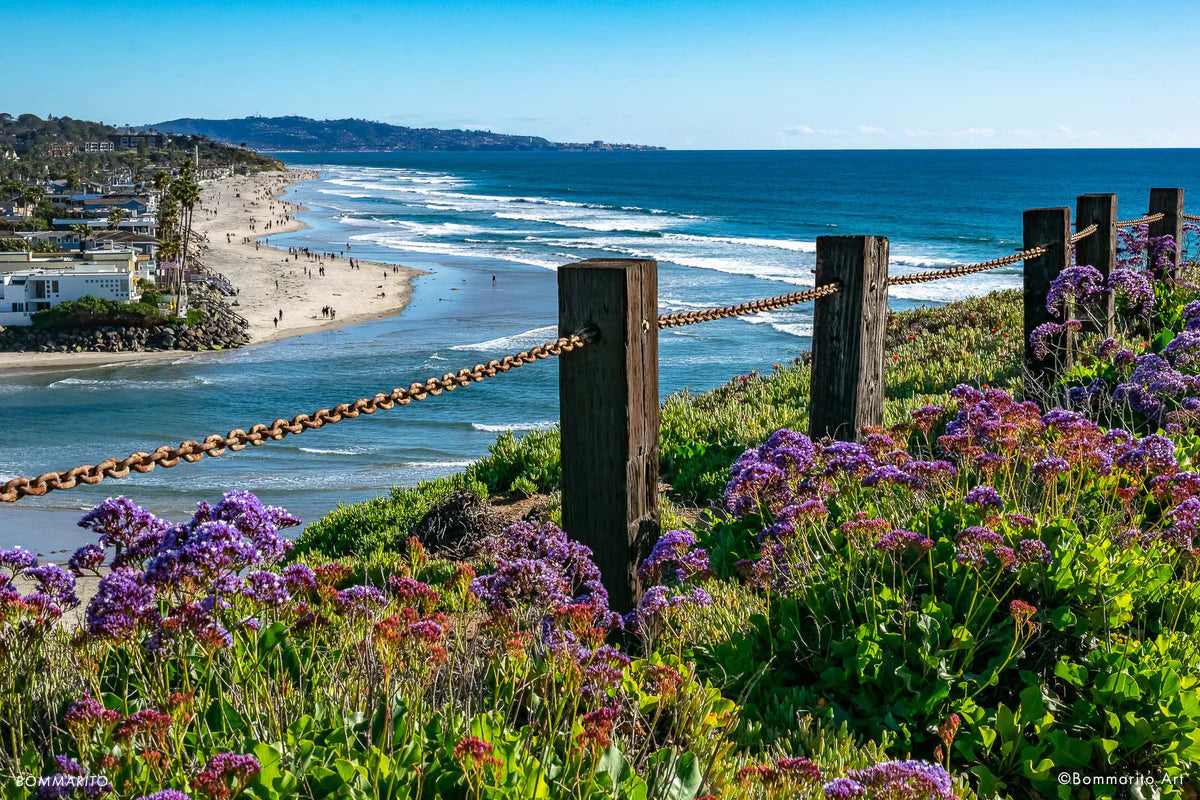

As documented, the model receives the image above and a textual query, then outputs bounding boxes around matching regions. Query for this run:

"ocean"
[3,149,1200,552]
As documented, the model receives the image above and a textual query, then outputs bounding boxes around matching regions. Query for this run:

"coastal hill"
[147,116,665,152]
[0,113,281,178]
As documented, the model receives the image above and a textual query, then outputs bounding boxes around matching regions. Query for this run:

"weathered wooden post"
[809,236,889,441]
[1023,207,1071,388]
[1075,194,1117,338]
[1149,188,1185,278]
[558,258,659,612]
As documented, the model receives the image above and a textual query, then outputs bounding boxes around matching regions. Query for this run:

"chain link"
[657,282,841,328]
[1069,223,1099,244]
[1183,213,1200,223]
[885,244,1048,286]
[1116,212,1165,228]
[0,331,595,503]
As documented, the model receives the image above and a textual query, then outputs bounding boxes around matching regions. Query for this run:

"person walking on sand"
[279,309,283,320]
[273,317,278,329]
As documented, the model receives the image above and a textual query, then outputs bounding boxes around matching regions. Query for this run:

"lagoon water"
[4,149,1200,551]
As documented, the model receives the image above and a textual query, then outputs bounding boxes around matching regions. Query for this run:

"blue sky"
[5,0,1199,149]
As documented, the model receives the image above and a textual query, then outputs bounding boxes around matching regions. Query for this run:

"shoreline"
[0,168,425,375]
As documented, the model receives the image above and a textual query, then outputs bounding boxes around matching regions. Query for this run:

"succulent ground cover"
[4,226,1200,798]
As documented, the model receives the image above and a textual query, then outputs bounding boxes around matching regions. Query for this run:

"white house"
[0,250,139,327]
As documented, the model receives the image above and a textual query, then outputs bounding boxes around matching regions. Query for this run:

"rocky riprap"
[0,287,251,354]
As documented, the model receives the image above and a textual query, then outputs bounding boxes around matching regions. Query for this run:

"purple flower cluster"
[85,568,159,641]
[725,428,947,526]
[0,546,79,628]
[823,760,956,800]
[1046,265,1105,316]
[243,570,290,608]
[723,386,1200,591]
[964,485,1003,512]
[638,529,709,584]
[1028,320,1080,361]
[78,496,170,555]
[1108,268,1154,315]
[1044,265,1154,320]
[471,521,619,638]
[335,585,387,619]
[875,529,933,556]
[70,492,303,650]
[1117,226,1175,276]
[193,752,261,798]
[624,584,712,635]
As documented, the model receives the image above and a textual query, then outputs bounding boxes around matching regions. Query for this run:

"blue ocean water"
[3,149,1200,551]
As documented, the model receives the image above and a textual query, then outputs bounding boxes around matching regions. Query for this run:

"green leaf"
[597,744,630,787]
[1047,606,1077,631]
[1054,658,1086,688]
[1019,684,1047,725]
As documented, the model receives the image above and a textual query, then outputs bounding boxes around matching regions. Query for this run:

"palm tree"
[169,165,200,315]
[1,179,22,211]
[107,208,124,229]
[156,185,181,309]
[20,185,42,219]
[69,222,91,252]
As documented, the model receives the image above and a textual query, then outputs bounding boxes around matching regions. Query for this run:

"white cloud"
[780,125,815,136]
[857,125,887,135]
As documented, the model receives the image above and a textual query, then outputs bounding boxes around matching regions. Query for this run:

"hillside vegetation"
[149,116,665,152]
[0,112,282,181]
[6,228,1200,799]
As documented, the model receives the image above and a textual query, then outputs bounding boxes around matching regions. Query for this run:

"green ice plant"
[696,389,1200,797]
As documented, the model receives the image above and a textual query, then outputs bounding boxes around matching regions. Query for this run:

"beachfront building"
[109,133,170,150]
[12,230,83,251]
[0,199,33,221]
[50,215,158,236]
[0,250,139,326]
[38,142,76,158]
[80,194,157,215]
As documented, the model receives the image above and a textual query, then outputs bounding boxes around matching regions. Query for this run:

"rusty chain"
[1069,223,1099,244]
[2,220,1159,503]
[885,244,1048,286]
[0,331,594,503]
[1116,212,1165,228]
[657,282,841,328]
[1184,213,1200,223]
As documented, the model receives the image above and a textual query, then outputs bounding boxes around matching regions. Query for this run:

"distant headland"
[146,116,666,153]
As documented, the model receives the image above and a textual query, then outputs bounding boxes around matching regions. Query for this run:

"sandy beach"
[193,169,423,344]
[0,169,423,374]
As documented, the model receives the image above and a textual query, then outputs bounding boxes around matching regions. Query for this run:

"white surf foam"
[471,420,557,432]
[350,231,564,270]
[663,233,817,252]
[47,376,226,389]
[299,446,376,455]
[450,325,557,351]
